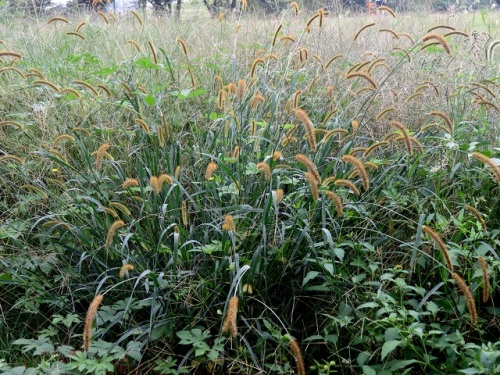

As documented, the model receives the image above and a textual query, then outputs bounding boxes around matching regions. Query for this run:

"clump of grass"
[0,8,498,374]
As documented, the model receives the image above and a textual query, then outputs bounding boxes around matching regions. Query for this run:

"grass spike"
[478,257,490,303]
[222,296,239,337]
[422,225,453,271]
[451,272,478,326]
[119,264,134,279]
[353,23,375,41]
[83,294,104,351]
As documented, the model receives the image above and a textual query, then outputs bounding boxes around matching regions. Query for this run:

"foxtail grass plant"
[0,8,498,374]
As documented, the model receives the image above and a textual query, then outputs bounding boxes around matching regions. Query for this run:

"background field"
[0,4,499,374]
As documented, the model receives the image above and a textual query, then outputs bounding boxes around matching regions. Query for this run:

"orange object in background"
[366,1,376,13]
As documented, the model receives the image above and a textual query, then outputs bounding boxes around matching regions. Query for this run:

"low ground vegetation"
[0,4,499,374]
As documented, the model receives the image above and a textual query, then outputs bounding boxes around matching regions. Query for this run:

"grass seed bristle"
[377,5,396,17]
[379,28,399,39]
[222,296,239,337]
[296,153,321,183]
[119,264,134,279]
[289,339,306,375]
[342,154,370,191]
[257,162,272,181]
[148,41,158,65]
[376,107,396,121]
[83,294,104,352]
[471,152,500,187]
[272,24,282,46]
[0,66,26,79]
[205,161,218,180]
[422,225,453,271]
[33,80,59,92]
[127,39,141,52]
[465,204,486,232]
[325,190,343,216]
[95,143,110,171]
[97,11,109,24]
[75,21,86,33]
[122,178,139,189]
[451,272,478,326]
[130,10,143,26]
[427,25,455,32]
[135,118,150,134]
[295,109,317,152]
[353,23,375,41]
[345,71,377,89]
[334,179,360,196]
[66,32,85,40]
[48,16,69,24]
[177,38,189,56]
[304,172,320,200]
[429,111,454,132]
[250,58,265,78]
[74,80,99,96]
[422,33,451,55]
[389,120,412,155]
[478,257,490,303]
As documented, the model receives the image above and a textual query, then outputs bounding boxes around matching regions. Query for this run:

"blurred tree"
[144,0,182,16]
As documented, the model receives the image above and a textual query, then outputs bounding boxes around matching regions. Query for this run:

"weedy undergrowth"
[0,4,499,374]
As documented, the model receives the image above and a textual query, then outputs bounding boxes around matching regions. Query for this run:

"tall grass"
[0,5,499,374]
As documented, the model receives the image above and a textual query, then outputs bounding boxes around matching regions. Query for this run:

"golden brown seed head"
[275,189,284,203]
[105,220,125,249]
[227,82,237,95]
[470,152,500,187]
[465,204,486,231]
[289,339,306,375]
[422,33,451,54]
[325,190,343,216]
[222,215,236,232]
[159,174,173,188]
[236,79,246,99]
[96,143,110,171]
[295,109,317,152]
[451,272,478,326]
[334,179,360,196]
[305,172,319,201]
[83,294,104,352]
[296,154,321,183]
[273,151,283,161]
[422,225,453,271]
[257,162,272,181]
[122,178,139,189]
[205,162,218,180]
[222,296,239,337]
[150,176,160,194]
[342,154,370,191]
[249,92,265,109]
[119,264,134,279]
[177,38,189,56]
[478,256,490,303]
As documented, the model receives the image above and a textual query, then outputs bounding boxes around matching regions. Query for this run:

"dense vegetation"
[0,4,499,374]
